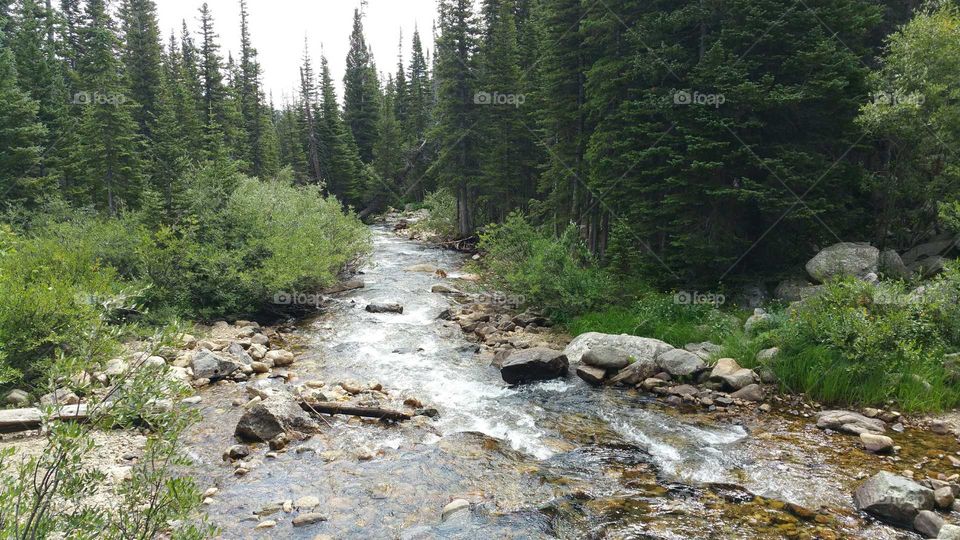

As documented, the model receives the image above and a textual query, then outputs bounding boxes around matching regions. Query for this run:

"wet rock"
[915,510,945,538]
[235,393,319,442]
[656,349,705,377]
[860,432,894,453]
[806,242,880,282]
[441,499,470,521]
[563,332,672,364]
[608,356,660,386]
[640,378,669,391]
[191,350,241,380]
[292,513,327,527]
[667,384,698,397]
[730,383,764,402]
[817,410,886,435]
[224,444,250,460]
[575,364,607,386]
[581,347,632,371]
[265,349,295,367]
[366,302,404,314]
[431,284,461,294]
[853,471,934,524]
[500,348,568,385]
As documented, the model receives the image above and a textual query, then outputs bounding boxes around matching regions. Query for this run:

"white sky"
[155,0,439,106]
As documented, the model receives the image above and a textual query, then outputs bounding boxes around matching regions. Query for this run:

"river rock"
[853,471,934,524]
[935,486,956,509]
[431,284,461,294]
[405,263,438,273]
[40,388,79,406]
[4,389,30,407]
[575,364,607,386]
[708,359,757,391]
[191,350,241,380]
[265,349,295,367]
[292,513,327,527]
[104,358,128,379]
[940,524,960,539]
[581,347,632,371]
[512,311,549,328]
[227,342,253,365]
[684,341,721,360]
[902,235,959,266]
[442,499,470,521]
[234,394,319,442]
[730,383,764,402]
[224,444,250,460]
[563,332,672,364]
[915,510,945,538]
[817,410,886,435]
[608,357,660,386]
[366,302,404,314]
[860,432,894,453]
[656,349,705,377]
[500,348,568,385]
[806,242,879,282]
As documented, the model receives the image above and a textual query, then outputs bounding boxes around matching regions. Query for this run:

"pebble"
[292,513,327,527]
[203,487,219,498]
[296,495,320,509]
[442,499,470,521]
[181,396,202,404]
[254,520,276,529]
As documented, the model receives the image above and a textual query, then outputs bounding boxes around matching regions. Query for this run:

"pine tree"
[373,75,404,194]
[73,0,143,213]
[119,0,163,138]
[237,0,277,177]
[343,7,380,162]
[276,98,308,181]
[406,27,431,143]
[0,13,46,204]
[318,53,364,204]
[298,42,322,183]
[197,2,230,158]
[432,0,479,235]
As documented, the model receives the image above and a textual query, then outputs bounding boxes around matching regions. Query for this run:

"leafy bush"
[478,213,613,320]
[765,271,960,411]
[413,188,458,239]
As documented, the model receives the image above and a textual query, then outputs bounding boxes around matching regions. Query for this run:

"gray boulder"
[730,384,764,402]
[366,302,404,314]
[709,359,758,391]
[902,235,959,266]
[563,332,672,364]
[191,350,241,380]
[756,347,780,363]
[656,349,705,377]
[581,347,632,371]
[940,524,960,539]
[227,342,253,365]
[879,249,911,279]
[684,341,721,360]
[854,471,934,524]
[915,510,945,538]
[817,410,886,435]
[774,280,812,302]
[235,393,319,442]
[500,348,568,385]
[575,364,607,386]
[608,357,660,386]
[805,242,879,283]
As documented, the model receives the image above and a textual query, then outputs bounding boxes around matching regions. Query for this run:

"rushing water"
[186,225,931,539]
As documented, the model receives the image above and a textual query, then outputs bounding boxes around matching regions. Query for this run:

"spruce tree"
[318,53,364,204]
[119,0,162,139]
[343,7,380,162]
[0,13,46,204]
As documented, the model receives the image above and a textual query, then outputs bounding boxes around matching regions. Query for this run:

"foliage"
[414,188,458,239]
[478,213,612,320]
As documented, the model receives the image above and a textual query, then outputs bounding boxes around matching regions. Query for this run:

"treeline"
[2,0,959,288]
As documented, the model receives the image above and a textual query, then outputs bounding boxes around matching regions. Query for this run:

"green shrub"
[478,213,613,320]
[768,271,960,411]
[413,188,458,238]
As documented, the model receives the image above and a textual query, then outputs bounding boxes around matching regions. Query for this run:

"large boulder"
[500,348,568,385]
[581,347,633,371]
[656,349,705,377]
[902,235,959,267]
[563,332,672,364]
[816,410,886,435]
[805,242,879,283]
[854,471,934,524]
[708,359,758,391]
[235,393,319,442]
[191,350,241,380]
[879,249,911,280]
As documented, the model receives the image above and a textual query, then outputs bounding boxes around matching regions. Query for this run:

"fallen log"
[0,404,89,434]
[299,401,412,421]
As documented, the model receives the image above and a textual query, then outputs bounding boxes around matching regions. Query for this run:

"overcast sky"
[155,0,438,106]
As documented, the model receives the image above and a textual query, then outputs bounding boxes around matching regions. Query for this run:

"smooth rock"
[939,524,960,539]
[860,432,894,453]
[853,471,934,524]
[915,510,945,538]
[935,486,955,509]
[500,348,568,385]
[265,349,295,367]
[730,383,764,402]
[441,499,470,522]
[292,513,327,527]
[575,364,607,386]
[817,410,886,435]
[366,303,404,314]
[235,394,319,442]
[582,347,632,371]
[563,332,672,364]
[608,357,660,386]
[191,350,241,380]
[806,242,880,282]
[4,389,30,407]
[656,349,706,377]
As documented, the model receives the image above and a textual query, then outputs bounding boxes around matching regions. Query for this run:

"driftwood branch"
[299,401,412,421]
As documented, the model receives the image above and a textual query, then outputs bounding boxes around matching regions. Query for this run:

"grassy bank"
[475,212,960,412]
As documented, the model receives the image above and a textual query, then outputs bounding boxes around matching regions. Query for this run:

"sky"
[155,0,439,106]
